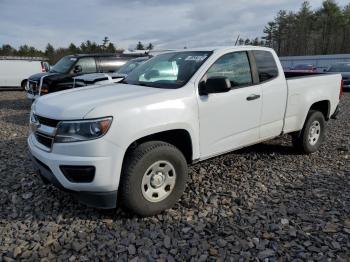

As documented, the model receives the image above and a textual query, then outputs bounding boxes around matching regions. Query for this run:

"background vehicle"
[0,56,48,89]
[71,57,150,89]
[28,46,342,216]
[25,53,144,99]
[288,64,317,72]
[324,62,350,90]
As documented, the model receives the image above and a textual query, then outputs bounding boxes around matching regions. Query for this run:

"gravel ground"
[0,91,349,261]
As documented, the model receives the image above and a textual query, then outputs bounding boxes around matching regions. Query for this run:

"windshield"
[125,51,212,88]
[50,56,77,73]
[328,63,350,72]
[118,59,146,75]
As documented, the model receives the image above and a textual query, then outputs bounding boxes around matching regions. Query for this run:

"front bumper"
[29,153,117,209]
[26,92,38,100]
[28,133,124,209]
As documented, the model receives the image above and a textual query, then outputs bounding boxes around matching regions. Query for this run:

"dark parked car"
[325,62,350,91]
[71,57,150,88]
[25,54,138,99]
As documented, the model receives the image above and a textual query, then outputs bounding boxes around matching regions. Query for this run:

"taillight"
[340,79,343,99]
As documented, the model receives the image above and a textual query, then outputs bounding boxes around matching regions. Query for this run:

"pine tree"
[102,37,109,48]
[136,41,145,50]
[146,43,154,50]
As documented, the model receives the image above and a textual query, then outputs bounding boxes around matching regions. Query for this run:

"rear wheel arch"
[308,100,330,120]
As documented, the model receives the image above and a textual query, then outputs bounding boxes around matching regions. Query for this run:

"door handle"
[246,94,261,101]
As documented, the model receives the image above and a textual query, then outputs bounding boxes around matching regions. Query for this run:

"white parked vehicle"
[28,46,342,216]
[0,57,48,89]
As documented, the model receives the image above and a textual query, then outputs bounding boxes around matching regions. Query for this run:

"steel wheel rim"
[308,120,321,146]
[141,160,176,203]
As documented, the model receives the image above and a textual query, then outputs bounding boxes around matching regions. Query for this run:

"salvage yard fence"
[280,54,350,72]
[0,56,49,61]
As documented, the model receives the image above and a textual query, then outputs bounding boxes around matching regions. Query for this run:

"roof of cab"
[160,45,273,53]
[67,53,149,58]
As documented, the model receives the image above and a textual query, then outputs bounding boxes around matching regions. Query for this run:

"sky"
[0,0,349,51]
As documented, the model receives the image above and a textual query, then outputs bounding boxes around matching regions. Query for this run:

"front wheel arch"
[123,129,194,164]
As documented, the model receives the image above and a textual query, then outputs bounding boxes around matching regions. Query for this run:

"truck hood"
[29,72,59,82]
[33,83,170,120]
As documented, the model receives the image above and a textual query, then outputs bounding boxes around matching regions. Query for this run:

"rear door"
[252,50,287,140]
[197,51,262,158]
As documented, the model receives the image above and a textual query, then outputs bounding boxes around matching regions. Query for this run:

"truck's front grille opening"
[35,133,53,149]
[36,115,60,127]
[33,115,60,150]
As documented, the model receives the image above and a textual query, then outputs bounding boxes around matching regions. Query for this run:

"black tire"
[21,80,27,91]
[291,110,326,154]
[120,141,188,216]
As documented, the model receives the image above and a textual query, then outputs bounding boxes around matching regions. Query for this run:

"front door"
[197,51,262,158]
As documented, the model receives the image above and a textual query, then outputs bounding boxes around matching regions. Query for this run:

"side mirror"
[74,65,82,73]
[199,77,231,95]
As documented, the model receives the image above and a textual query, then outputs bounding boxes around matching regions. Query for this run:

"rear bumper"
[29,152,117,209]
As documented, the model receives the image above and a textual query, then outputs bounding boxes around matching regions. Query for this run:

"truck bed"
[284,71,325,79]
[283,73,342,134]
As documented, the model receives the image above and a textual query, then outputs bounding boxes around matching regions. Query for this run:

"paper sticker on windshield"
[185,55,207,62]
[70,58,78,61]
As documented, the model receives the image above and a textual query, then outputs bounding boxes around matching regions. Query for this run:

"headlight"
[55,117,113,143]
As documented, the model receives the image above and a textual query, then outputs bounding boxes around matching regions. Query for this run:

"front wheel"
[21,80,28,91]
[291,110,326,154]
[119,141,188,216]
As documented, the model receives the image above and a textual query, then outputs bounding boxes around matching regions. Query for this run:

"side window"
[252,51,278,82]
[206,52,252,88]
[75,57,97,74]
[99,57,125,73]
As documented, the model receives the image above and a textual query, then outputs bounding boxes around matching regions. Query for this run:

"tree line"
[260,0,350,56]
[0,37,153,64]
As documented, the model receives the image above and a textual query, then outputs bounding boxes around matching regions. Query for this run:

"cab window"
[252,51,278,82]
[206,52,253,88]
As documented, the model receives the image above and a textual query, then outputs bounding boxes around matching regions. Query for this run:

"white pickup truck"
[28,46,342,216]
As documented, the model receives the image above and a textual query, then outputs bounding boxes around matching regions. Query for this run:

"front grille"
[36,115,60,127]
[33,115,59,149]
[35,133,54,149]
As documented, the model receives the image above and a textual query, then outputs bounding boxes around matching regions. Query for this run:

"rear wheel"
[292,110,326,154]
[120,141,188,216]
